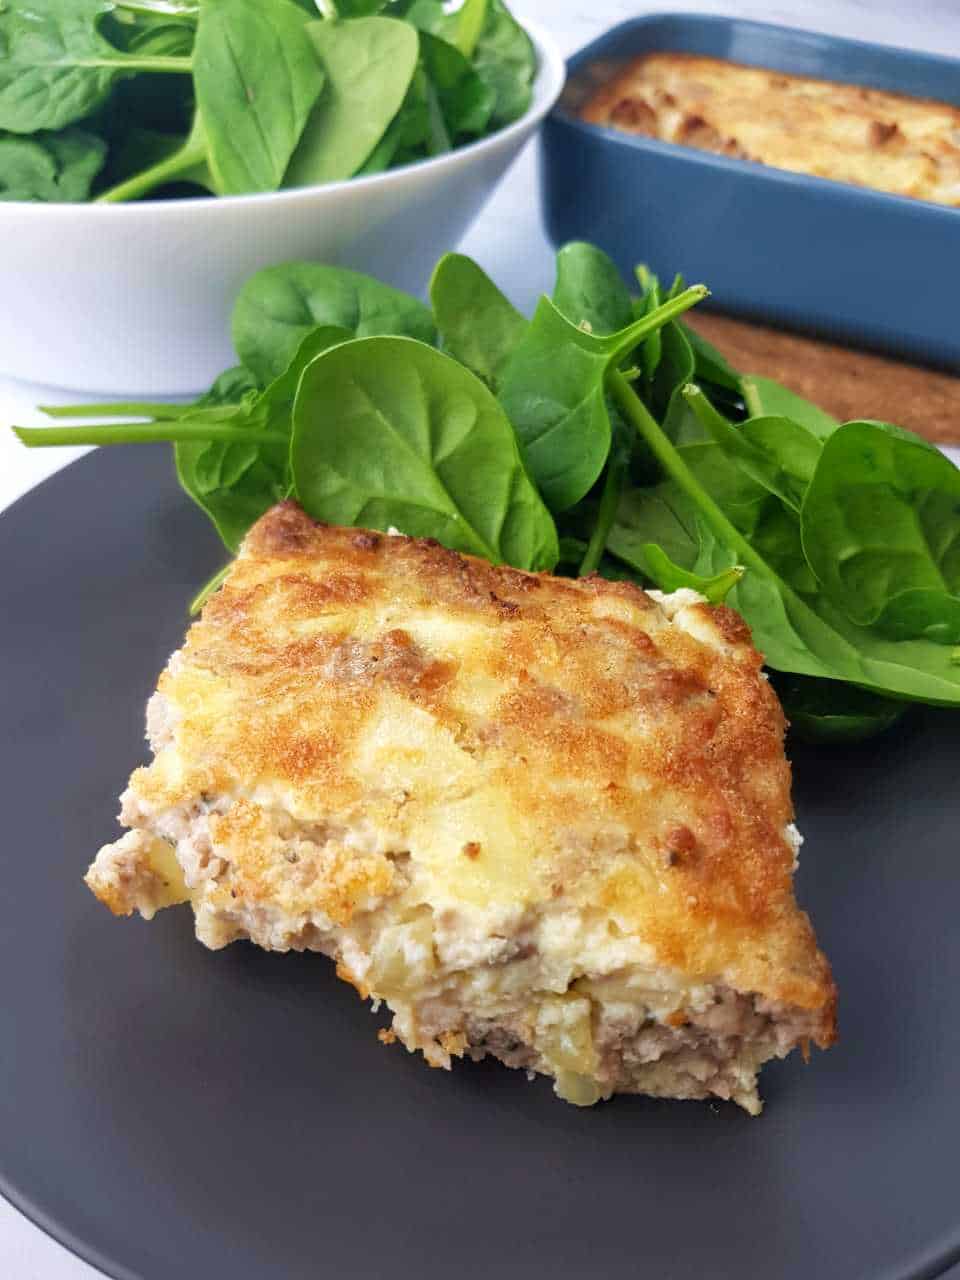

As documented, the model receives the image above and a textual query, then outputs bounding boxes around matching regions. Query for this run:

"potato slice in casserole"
[86,502,836,1113]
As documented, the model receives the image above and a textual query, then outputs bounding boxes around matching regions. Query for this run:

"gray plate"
[2,446,959,1280]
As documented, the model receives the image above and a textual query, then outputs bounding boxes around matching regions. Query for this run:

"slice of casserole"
[86,502,836,1112]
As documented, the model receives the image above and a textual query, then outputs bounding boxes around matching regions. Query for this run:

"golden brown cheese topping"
[124,503,833,1016]
[580,52,960,206]
[86,505,837,1110]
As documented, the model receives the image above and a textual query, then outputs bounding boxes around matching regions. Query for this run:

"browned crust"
[126,503,836,1044]
[580,51,960,208]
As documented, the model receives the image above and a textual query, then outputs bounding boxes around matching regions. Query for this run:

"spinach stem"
[682,383,733,435]
[116,0,199,13]
[579,449,627,577]
[609,371,910,694]
[96,116,209,203]
[41,402,191,421]
[608,369,767,577]
[608,286,708,365]
[189,563,232,615]
[14,423,285,447]
[84,56,192,73]
[425,80,452,155]
[741,378,763,418]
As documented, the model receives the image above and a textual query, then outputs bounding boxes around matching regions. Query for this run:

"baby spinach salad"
[0,0,536,203]
[14,241,960,742]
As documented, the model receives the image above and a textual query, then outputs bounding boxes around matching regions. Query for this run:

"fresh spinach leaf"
[232,260,436,386]
[669,390,820,593]
[608,369,960,705]
[196,364,260,408]
[382,0,446,30]
[119,19,196,57]
[326,1,390,14]
[633,276,716,454]
[661,395,822,596]
[614,472,960,701]
[740,415,821,499]
[354,60,432,172]
[16,236,960,729]
[576,405,631,576]
[634,265,663,385]
[680,322,740,391]
[98,14,197,142]
[552,242,633,336]
[177,325,350,549]
[868,591,960,646]
[448,0,487,57]
[772,673,907,744]
[556,534,588,568]
[112,0,200,18]
[750,499,819,596]
[497,302,622,513]
[634,431,813,595]
[0,127,106,201]
[742,375,838,440]
[96,109,214,201]
[609,480,758,598]
[651,320,695,437]
[429,252,526,389]
[419,30,495,140]
[634,543,744,603]
[0,0,191,133]
[801,419,960,642]
[607,485,702,580]
[682,384,821,512]
[0,0,536,201]
[193,0,323,195]
[419,64,450,154]
[498,286,707,512]
[175,429,290,552]
[291,335,558,569]
[676,441,770,532]
[284,17,418,187]
[17,328,346,548]
[469,0,535,128]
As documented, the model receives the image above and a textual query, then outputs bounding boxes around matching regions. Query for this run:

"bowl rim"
[1,20,565,218]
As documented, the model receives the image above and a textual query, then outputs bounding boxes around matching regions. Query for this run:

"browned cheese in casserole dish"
[580,52,960,206]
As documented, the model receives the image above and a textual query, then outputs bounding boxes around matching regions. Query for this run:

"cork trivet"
[685,312,960,445]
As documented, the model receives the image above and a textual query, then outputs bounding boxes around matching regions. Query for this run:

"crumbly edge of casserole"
[87,721,823,1116]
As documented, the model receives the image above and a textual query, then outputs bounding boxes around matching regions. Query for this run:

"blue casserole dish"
[540,13,960,370]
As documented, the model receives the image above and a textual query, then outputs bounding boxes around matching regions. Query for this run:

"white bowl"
[0,23,563,396]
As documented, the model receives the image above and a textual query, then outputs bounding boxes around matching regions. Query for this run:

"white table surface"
[3,2,959,1276]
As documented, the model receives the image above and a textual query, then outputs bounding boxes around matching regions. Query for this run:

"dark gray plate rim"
[2,446,959,1280]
